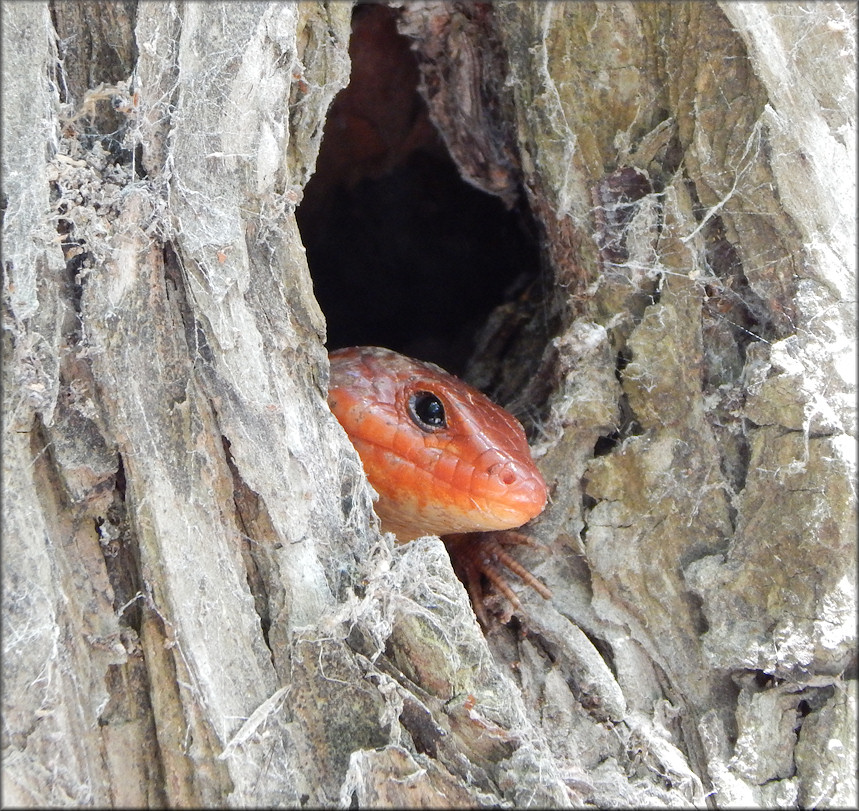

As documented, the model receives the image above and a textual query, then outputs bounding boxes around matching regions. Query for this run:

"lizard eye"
[409,391,447,431]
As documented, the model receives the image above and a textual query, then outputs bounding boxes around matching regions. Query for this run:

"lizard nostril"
[488,461,524,488]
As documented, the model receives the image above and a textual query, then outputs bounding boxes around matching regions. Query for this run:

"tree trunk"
[2,2,855,807]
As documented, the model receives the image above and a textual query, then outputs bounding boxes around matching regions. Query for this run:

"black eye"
[409,391,447,431]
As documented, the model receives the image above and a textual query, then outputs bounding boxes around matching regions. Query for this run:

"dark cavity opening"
[296,3,541,376]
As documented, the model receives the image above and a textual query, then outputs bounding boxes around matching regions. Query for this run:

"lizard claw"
[443,531,552,626]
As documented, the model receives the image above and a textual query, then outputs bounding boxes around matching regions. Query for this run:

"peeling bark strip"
[2,2,855,808]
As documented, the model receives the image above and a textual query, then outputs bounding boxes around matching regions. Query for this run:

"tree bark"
[2,2,855,807]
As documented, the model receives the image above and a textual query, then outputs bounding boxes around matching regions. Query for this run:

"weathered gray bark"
[2,1,855,808]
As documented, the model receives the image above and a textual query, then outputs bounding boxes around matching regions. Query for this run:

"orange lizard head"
[328,346,547,541]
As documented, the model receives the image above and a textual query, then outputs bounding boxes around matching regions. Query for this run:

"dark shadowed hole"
[593,433,620,457]
[296,2,541,376]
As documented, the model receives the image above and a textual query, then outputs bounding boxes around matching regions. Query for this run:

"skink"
[328,345,551,624]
